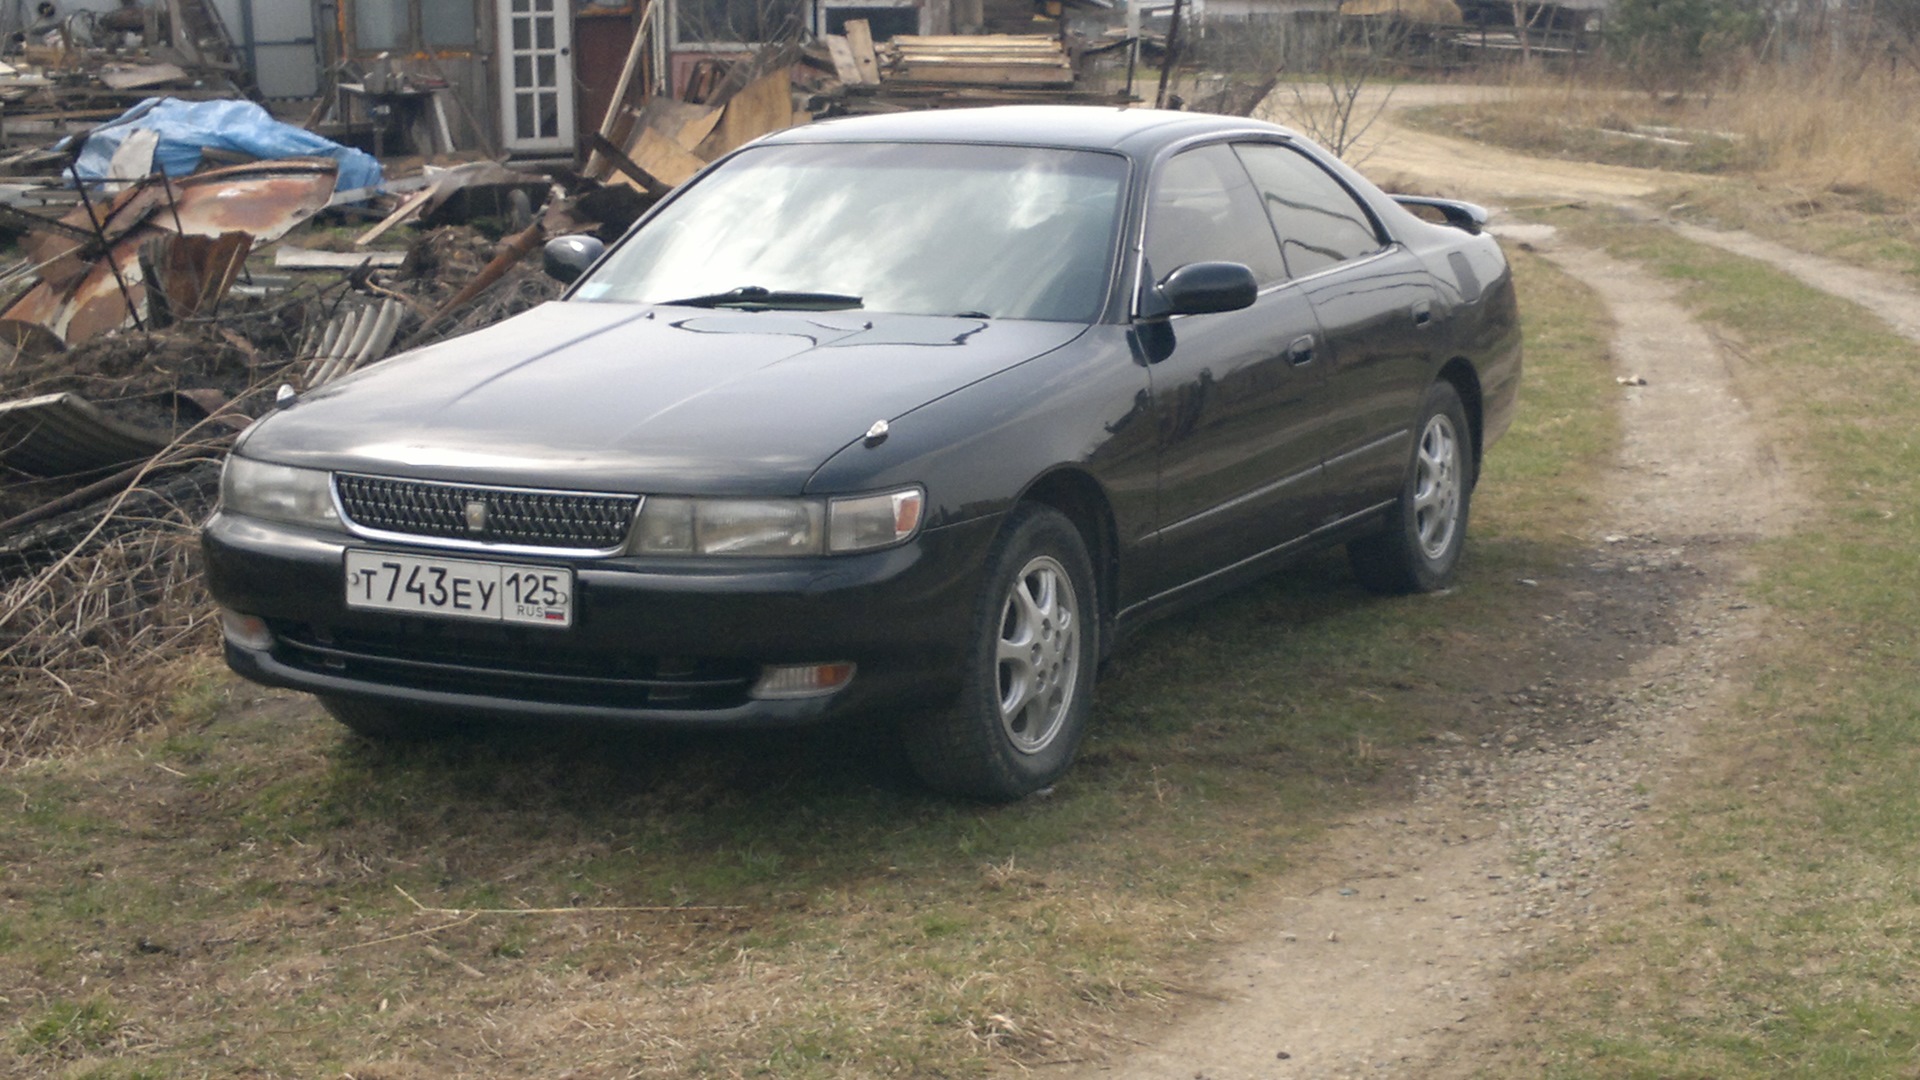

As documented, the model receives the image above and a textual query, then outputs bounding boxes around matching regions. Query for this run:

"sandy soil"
[1042,91,1895,1080]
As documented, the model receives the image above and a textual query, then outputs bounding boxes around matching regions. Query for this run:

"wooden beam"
[824,34,867,85]
[845,19,885,85]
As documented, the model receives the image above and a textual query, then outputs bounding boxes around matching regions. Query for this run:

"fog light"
[750,662,856,699]
[218,608,273,651]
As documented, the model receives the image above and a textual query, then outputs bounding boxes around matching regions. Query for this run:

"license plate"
[344,550,573,627]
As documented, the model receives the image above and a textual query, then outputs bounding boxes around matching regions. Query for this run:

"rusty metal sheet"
[141,231,252,322]
[1,161,335,346]
[169,158,337,243]
[8,232,152,346]
[0,392,170,477]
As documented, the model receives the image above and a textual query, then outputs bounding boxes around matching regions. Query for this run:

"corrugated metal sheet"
[0,393,170,477]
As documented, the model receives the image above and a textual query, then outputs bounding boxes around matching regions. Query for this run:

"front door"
[496,0,575,153]
[1140,143,1331,598]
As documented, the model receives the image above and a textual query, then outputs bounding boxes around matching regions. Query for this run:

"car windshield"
[573,141,1129,322]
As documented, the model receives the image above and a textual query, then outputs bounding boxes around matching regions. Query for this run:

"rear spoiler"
[1391,195,1489,235]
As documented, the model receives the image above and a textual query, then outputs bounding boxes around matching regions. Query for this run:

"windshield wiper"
[659,286,863,311]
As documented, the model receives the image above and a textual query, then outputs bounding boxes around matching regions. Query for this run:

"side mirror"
[1146,261,1258,319]
[543,234,606,285]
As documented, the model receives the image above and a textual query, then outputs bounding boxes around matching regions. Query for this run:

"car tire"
[320,696,457,741]
[904,505,1099,801]
[1349,379,1473,595]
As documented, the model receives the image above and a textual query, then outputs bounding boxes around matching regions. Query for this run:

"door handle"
[1411,300,1433,328]
[1285,335,1314,365]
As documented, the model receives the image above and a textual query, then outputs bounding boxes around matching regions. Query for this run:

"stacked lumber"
[814,21,1125,112]
[885,35,1075,87]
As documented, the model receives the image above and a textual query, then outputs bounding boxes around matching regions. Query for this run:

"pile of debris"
[0,135,653,769]
[0,0,252,155]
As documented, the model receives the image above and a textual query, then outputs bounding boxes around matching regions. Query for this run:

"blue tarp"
[67,97,383,193]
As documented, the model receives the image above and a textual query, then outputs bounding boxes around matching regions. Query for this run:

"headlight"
[632,487,922,556]
[219,456,340,529]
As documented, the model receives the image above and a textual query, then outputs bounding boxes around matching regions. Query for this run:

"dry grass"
[1420,61,1920,208]
[0,437,228,767]
[1718,62,1920,202]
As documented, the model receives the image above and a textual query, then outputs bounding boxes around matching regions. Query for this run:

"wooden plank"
[892,65,1076,85]
[845,19,884,84]
[99,62,190,89]
[894,40,1064,50]
[628,97,722,152]
[896,43,1064,52]
[628,125,706,188]
[693,68,797,159]
[893,34,1062,45]
[589,132,672,197]
[352,187,433,248]
[824,34,866,85]
[273,246,408,270]
[898,56,1070,67]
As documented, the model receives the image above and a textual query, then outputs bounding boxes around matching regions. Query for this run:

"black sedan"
[202,106,1521,800]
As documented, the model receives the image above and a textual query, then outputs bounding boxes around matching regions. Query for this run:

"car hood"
[241,301,1087,494]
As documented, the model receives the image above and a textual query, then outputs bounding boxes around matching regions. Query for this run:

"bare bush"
[1242,16,1407,159]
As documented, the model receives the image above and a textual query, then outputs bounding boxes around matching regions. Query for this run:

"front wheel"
[1349,380,1473,595]
[904,505,1099,801]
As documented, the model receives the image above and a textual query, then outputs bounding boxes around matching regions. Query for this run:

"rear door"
[1234,142,1439,525]
[1139,143,1330,596]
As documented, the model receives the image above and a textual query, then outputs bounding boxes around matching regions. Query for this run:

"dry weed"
[1725,63,1920,201]
[0,441,227,767]
[1479,60,1920,206]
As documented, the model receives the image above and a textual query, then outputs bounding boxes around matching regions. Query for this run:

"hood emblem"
[863,419,889,447]
[464,499,488,532]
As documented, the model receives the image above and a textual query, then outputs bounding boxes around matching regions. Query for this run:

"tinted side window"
[1145,144,1287,287]
[1234,143,1384,278]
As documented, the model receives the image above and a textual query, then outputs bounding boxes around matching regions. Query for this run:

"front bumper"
[201,510,1000,727]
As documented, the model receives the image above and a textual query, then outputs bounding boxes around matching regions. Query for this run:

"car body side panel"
[1137,285,1331,595]
[1302,247,1442,520]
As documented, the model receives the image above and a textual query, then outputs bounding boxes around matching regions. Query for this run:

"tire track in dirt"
[1663,220,1920,344]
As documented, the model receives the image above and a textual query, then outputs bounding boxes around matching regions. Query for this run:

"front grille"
[271,620,756,711]
[335,473,638,550]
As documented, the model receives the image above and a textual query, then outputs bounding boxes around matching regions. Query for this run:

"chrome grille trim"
[334,473,639,554]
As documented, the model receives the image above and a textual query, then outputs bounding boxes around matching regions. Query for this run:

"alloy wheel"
[994,555,1080,755]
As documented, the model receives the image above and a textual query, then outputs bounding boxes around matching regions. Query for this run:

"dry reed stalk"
[1485,60,1920,206]
[0,523,216,767]
[0,421,240,768]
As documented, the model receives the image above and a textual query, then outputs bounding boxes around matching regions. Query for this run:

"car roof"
[754,105,1302,158]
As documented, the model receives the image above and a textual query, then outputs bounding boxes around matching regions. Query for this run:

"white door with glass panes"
[496,0,574,153]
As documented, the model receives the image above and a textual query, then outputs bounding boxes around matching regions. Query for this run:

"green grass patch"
[13,996,119,1058]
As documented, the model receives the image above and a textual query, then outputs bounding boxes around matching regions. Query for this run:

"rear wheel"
[1349,380,1472,595]
[904,505,1098,801]
[320,696,459,741]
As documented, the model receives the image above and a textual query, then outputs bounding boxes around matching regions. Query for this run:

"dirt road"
[1052,94,1862,1079]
